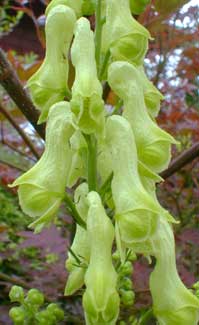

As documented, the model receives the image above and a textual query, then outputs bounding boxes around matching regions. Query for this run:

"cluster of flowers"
[11,0,199,324]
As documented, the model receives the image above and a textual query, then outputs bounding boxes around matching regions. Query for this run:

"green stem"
[99,50,111,80]
[139,308,154,325]
[64,192,86,229]
[95,0,102,74]
[84,134,97,192]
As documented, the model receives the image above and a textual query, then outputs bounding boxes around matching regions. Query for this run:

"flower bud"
[26,289,44,306]
[47,303,64,321]
[9,307,25,324]
[9,286,24,303]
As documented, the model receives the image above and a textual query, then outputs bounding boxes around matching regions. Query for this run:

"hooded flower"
[65,183,89,295]
[108,61,177,173]
[83,191,119,325]
[149,218,199,325]
[70,17,105,134]
[105,0,151,65]
[45,0,82,17]
[10,102,76,233]
[105,115,173,247]
[27,5,76,123]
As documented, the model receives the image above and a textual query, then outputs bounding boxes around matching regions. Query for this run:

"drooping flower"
[108,61,177,173]
[104,115,173,247]
[27,5,76,123]
[105,0,151,65]
[65,183,89,295]
[45,0,82,17]
[149,218,199,325]
[83,191,119,325]
[71,17,105,134]
[10,102,76,233]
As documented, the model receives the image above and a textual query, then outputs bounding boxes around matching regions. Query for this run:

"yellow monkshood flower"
[65,183,89,295]
[139,66,164,118]
[105,115,173,246]
[10,102,76,233]
[67,130,88,187]
[71,17,105,134]
[45,0,82,17]
[108,61,177,173]
[149,218,199,325]
[27,5,76,123]
[83,191,119,325]
[128,217,199,324]
[105,0,151,65]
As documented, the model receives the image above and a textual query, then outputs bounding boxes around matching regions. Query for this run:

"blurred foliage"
[0,0,24,36]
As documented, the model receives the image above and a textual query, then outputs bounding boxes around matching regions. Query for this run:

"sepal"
[27,6,76,123]
[10,102,76,232]
[83,191,119,325]
[71,17,105,134]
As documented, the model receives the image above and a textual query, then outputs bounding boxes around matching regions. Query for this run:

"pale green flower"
[105,0,151,65]
[149,219,199,325]
[108,61,177,173]
[45,0,82,17]
[27,5,76,123]
[83,191,119,325]
[105,115,173,246]
[10,102,76,233]
[71,17,105,134]
[65,183,89,295]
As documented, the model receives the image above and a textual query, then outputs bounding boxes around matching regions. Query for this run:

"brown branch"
[160,142,199,179]
[0,49,45,140]
[0,103,40,160]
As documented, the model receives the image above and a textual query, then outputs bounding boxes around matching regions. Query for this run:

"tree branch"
[0,49,45,140]
[0,103,40,160]
[160,142,199,179]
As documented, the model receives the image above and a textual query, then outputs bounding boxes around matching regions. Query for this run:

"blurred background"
[0,0,199,323]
